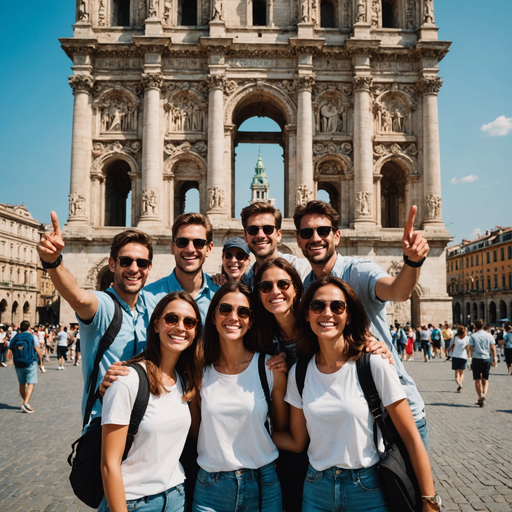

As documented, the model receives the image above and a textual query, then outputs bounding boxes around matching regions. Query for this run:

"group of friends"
[36,199,441,512]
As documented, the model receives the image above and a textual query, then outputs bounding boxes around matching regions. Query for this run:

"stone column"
[67,75,94,224]
[296,75,315,206]
[417,77,443,227]
[138,72,163,227]
[352,76,374,227]
[206,74,227,217]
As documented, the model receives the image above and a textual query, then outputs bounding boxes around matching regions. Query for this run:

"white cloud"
[450,175,478,184]
[470,228,482,239]
[481,115,512,136]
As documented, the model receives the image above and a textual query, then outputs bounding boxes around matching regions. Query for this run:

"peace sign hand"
[402,206,429,263]
[37,211,65,264]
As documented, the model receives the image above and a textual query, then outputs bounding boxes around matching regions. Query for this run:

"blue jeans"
[99,483,185,512]
[421,341,431,360]
[415,416,429,453]
[192,461,282,512]
[302,463,389,512]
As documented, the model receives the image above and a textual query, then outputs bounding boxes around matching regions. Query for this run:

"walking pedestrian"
[431,324,442,359]
[503,324,512,375]
[449,325,469,392]
[55,325,69,370]
[442,323,453,360]
[0,327,7,367]
[420,325,432,362]
[406,327,415,361]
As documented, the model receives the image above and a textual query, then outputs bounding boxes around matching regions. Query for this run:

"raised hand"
[37,211,65,264]
[402,206,429,263]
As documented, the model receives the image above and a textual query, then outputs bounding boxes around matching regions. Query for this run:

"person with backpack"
[190,281,288,512]
[100,292,203,512]
[430,325,442,359]
[273,276,439,512]
[8,320,43,413]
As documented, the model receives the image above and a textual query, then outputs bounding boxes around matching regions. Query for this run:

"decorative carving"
[373,93,412,134]
[142,189,158,215]
[355,0,366,23]
[297,75,315,91]
[314,87,352,134]
[78,0,89,21]
[97,93,139,133]
[300,0,310,22]
[425,194,441,219]
[98,0,106,25]
[69,75,95,94]
[164,141,207,157]
[148,0,159,18]
[343,0,350,27]
[405,0,415,29]
[423,0,434,24]
[371,0,379,27]
[313,142,352,156]
[373,143,417,171]
[213,0,223,20]
[204,74,238,95]
[202,0,210,24]
[387,260,404,276]
[208,187,225,209]
[318,161,342,175]
[163,0,172,24]
[355,191,371,216]
[85,257,109,288]
[416,77,443,96]
[165,93,207,133]
[141,73,163,90]
[296,185,313,206]
[69,192,86,217]
[353,77,373,92]
[92,140,141,157]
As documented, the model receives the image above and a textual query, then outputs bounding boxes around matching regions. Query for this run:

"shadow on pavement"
[496,409,512,414]
[426,403,475,408]
[0,403,22,411]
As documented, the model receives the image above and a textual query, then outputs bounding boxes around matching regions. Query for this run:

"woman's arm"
[273,405,309,453]
[385,399,437,512]
[270,369,289,431]
[189,394,202,440]
[101,424,130,512]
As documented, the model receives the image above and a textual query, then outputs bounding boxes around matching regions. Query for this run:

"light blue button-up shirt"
[303,253,426,421]
[77,288,148,428]
[141,269,221,326]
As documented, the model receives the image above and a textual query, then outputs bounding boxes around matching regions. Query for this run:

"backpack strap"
[122,363,151,460]
[295,357,309,399]
[82,291,123,429]
[258,352,273,435]
[355,352,395,451]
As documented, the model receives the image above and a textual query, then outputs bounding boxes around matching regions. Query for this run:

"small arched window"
[320,0,335,28]
[113,0,130,26]
[253,0,267,26]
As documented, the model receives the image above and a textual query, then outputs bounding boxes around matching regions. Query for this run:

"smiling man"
[37,212,153,429]
[141,212,221,325]
[293,200,432,449]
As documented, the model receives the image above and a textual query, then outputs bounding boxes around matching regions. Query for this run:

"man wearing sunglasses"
[37,212,153,430]
[294,200,432,449]
[240,202,311,289]
[141,212,220,325]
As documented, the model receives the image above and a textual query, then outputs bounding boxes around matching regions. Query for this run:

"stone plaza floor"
[1,353,511,511]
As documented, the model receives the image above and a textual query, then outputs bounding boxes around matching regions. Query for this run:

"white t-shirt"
[102,365,191,500]
[38,332,45,345]
[56,331,69,347]
[420,330,431,341]
[286,354,406,471]
[452,336,469,359]
[197,353,278,472]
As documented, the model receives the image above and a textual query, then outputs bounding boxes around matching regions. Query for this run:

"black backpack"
[67,292,150,509]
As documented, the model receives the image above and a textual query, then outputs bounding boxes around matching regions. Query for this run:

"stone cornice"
[415,40,452,63]
[69,75,95,94]
[132,36,172,52]
[199,37,234,51]
[296,75,315,91]
[141,72,164,90]
[416,77,443,95]
[59,37,98,60]
[353,76,373,92]
[289,38,325,55]
[345,39,381,57]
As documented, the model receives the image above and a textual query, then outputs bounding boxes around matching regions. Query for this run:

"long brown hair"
[128,292,203,402]
[296,276,371,360]
[203,281,259,365]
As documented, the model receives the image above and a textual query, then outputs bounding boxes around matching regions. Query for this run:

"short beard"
[176,258,204,275]
[114,273,144,295]
[308,246,336,266]
[252,244,277,260]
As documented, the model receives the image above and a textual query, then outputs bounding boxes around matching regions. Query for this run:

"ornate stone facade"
[59,0,452,326]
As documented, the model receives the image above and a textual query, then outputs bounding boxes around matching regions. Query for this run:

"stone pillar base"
[207,211,229,223]
[352,218,376,229]
[297,22,314,38]
[419,24,438,41]
[145,18,163,35]
[209,20,226,37]
[352,22,371,39]
[73,22,93,37]
[137,217,163,231]
[423,219,446,229]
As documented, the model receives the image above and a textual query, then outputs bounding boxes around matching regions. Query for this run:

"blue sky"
[0,0,510,245]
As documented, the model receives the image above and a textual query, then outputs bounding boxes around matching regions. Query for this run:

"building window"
[471,255,473,267]
[466,257,469,268]
[487,278,491,289]
[180,0,198,25]
[381,0,394,28]
[320,0,335,28]
[476,254,479,265]
[503,275,506,289]
[501,247,505,261]
[112,0,130,26]
[494,275,498,288]
[487,252,490,264]
[508,246,512,259]
[493,250,497,262]
[252,0,266,26]
[450,261,453,271]
[509,274,512,288]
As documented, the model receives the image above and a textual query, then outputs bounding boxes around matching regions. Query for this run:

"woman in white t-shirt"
[191,281,288,512]
[100,291,203,512]
[448,325,469,392]
[273,276,438,512]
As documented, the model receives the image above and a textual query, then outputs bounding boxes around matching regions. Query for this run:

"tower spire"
[249,152,275,206]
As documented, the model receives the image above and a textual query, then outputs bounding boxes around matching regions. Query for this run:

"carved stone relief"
[69,75,95,94]
[96,93,139,133]
[69,192,86,217]
[208,187,225,209]
[355,0,366,23]
[416,77,443,96]
[317,161,343,175]
[296,185,313,206]
[371,0,379,27]
[163,0,172,24]
[164,141,208,157]
[85,257,109,288]
[164,92,208,133]
[98,0,106,26]
[92,140,141,157]
[78,0,89,21]
[355,191,371,215]
[423,0,434,24]
[313,141,353,157]
[141,73,163,90]
[313,87,352,135]
[212,0,223,20]
[425,194,441,219]
[405,0,415,29]
[373,93,412,134]
[142,189,159,215]
[148,0,159,18]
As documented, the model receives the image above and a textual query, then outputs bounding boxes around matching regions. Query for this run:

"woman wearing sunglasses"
[221,237,251,282]
[273,276,438,512]
[190,281,288,512]
[100,292,203,512]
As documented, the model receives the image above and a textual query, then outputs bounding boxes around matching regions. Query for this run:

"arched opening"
[0,299,7,323]
[320,0,335,27]
[184,188,200,214]
[175,181,200,217]
[98,266,115,292]
[380,160,406,228]
[489,301,497,325]
[23,301,30,315]
[453,302,461,326]
[381,0,394,28]
[479,302,485,323]
[113,0,130,26]
[180,0,197,25]
[253,0,266,25]
[105,160,132,227]
[317,182,339,218]
[499,300,507,320]
[472,302,477,322]
[12,301,18,324]
[465,302,470,325]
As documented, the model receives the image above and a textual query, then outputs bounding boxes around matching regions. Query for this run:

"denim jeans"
[98,483,185,512]
[302,463,389,512]
[192,461,282,512]
[415,415,429,453]
[421,341,431,360]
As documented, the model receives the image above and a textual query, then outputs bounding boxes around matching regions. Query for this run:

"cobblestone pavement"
[1,353,511,511]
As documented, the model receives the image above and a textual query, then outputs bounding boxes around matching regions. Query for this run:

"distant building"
[250,153,276,207]
[446,227,512,326]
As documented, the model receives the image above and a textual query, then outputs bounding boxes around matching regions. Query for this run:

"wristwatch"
[422,493,441,509]
[403,254,426,268]
[40,254,63,269]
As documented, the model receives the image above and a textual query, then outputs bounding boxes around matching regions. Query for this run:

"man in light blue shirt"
[141,212,220,324]
[469,319,497,407]
[504,324,512,374]
[295,200,431,448]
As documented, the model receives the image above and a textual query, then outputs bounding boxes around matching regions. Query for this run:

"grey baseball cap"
[222,237,251,257]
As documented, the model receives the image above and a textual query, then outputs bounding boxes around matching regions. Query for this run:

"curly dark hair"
[296,275,370,360]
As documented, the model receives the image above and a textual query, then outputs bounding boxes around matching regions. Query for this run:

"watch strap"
[40,254,63,269]
[403,254,425,268]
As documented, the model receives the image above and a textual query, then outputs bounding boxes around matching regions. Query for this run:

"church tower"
[250,153,276,207]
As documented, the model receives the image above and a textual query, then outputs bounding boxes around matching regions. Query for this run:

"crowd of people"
[3,199,461,512]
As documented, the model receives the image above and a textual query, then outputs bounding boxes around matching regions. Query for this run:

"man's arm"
[491,343,497,367]
[37,212,98,321]
[35,346,43,366]
[375,206,429,302]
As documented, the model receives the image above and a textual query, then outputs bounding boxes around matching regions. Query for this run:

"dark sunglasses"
[117,256,152,268]
[258,279,292,294]
[216,303,252,319]
[162,312,198,330]
[245,225,276,236]
[297,226,336,240]
[309,299,347,315]
[174,238,209,249]
[223,251,248,261]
